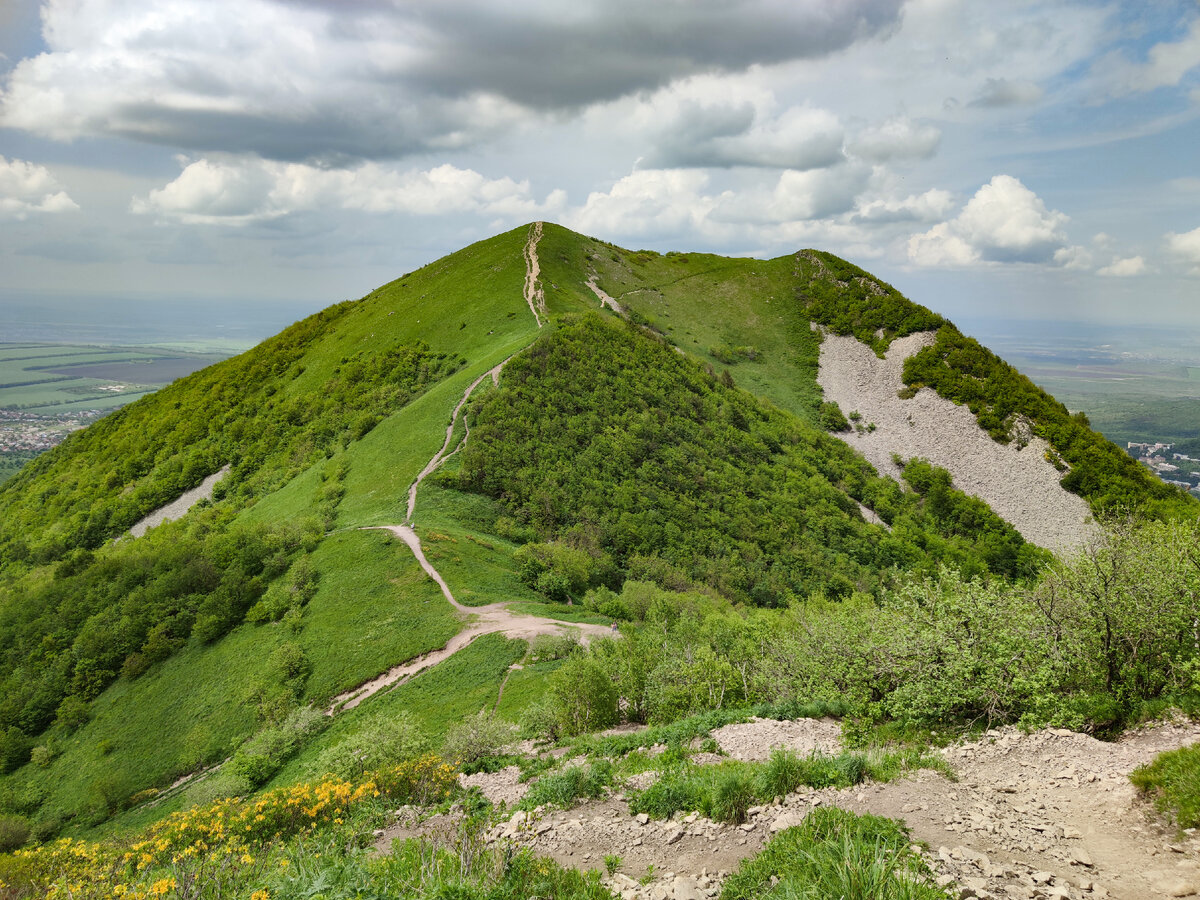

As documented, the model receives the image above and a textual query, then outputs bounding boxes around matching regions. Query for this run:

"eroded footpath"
[381,718,1200,900]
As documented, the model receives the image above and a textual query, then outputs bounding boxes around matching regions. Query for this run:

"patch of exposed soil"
[816,329,1098,555]
[379,718,1200,900]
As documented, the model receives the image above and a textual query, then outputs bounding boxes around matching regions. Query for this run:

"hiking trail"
[330,230,614,713]
[524,221,546,328]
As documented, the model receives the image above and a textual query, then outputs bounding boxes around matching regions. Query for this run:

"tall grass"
[1131,743,1200,829]
[721,807,945,900]
[630,749,945,825]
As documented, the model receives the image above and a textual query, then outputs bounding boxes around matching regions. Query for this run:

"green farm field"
[0,343,227,413]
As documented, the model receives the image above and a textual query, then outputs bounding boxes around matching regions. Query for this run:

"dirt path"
[406,361,505,523]
[523,221,546,328]
[585,272,624,315]
[328,522,614,711]
[381,719,1200,900]
[330,228,619,712]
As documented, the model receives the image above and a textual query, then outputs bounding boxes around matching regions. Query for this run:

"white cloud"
[845,116,941,162]
[1053,245,1093,270]
[969,77,1043,108]
[1166,226,1200,273]
[714,164,874,225]
[853,188,955,223]
[564,170,716,239]
[1097,255,1145,277]
[1094,17,1200,98]
[0,0,903,161]
[133,157,563,225]
[908,175,1072,266]
[0,155,78,219]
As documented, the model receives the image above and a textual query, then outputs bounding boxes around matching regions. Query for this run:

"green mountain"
[0,222,1191,840]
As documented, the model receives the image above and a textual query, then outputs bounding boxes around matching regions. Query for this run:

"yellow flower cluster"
[3,755,458,900]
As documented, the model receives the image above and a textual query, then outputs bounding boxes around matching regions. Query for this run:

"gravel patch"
[710,717,843,761]
[459,766,529,806]
[816,331,1098,555]
[128,465,230,537]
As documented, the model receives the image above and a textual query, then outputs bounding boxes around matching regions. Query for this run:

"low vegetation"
[721,807,945,900]
[628,749,944,825]
[1131,744,1200,830]
[522,518,1200,737]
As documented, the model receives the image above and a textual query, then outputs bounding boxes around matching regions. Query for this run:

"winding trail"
[585,272,624,316]
[329,522,613,712]
[523,222,546,328]
[406,361,504,523]
[328,229,616,714]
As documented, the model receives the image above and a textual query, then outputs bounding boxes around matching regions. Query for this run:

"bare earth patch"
[379,720,1200,900]
[816,330,1098,555]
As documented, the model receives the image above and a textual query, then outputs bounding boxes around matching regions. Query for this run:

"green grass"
[403,478,545,608]
[721,806,945,900]
[297,529,461,701]
[628,748,945,825]
[267,634,527,788]
[332,340,536,530]
[9,624,279,833]
[1131,742,1200,830]
[495,658,566,720]
[0,529,460,835]
[582,247,824,424]
[520,759,614,810]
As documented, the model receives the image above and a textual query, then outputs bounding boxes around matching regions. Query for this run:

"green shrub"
[758,749,806,798]
[0,727,31,774]
[722,807,943,900]
[711,769,756,825]
[530,632,580,662]
[0,814,29,853]
[548,656,618,735]
[521,760,614,810]
[818,401,849,432]
[1131,743,1200,829]
[442,710,518,764]
[314,711,430,779]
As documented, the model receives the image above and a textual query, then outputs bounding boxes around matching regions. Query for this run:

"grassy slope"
[2,222,1188,846]
[581,244,824,424]
[10,528,458,828]
[0,225,574,829]
[267,633,528,787]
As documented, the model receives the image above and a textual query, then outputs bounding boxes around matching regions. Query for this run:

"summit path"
[330,227,610,713]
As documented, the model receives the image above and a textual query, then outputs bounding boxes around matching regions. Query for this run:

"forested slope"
[0,222,1192,846]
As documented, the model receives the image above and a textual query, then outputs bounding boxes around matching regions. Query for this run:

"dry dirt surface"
[376,718,1200,900]
[329,233,615,713]
[815,328,1098,555]
[127,464,230,537]
[523,221,546,327]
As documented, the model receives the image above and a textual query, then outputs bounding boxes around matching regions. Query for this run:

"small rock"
[1153,879,1198,897]
[1069,847,1093,868]
[770,812,805,834]
[636,813,650,825]
[1031,872,1054,885]
[665,827,684,845]
[673,875,701,900]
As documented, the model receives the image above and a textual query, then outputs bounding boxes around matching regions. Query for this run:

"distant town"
[1126,441,1200,498]
[0,408,104,455]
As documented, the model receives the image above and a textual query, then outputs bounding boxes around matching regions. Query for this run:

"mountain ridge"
[0,221,1193,841]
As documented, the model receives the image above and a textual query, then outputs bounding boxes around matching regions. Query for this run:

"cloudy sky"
[1,0,1198,334]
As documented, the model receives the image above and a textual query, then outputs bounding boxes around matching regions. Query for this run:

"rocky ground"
[815,328,1098,556]
[376,717,1200,900]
